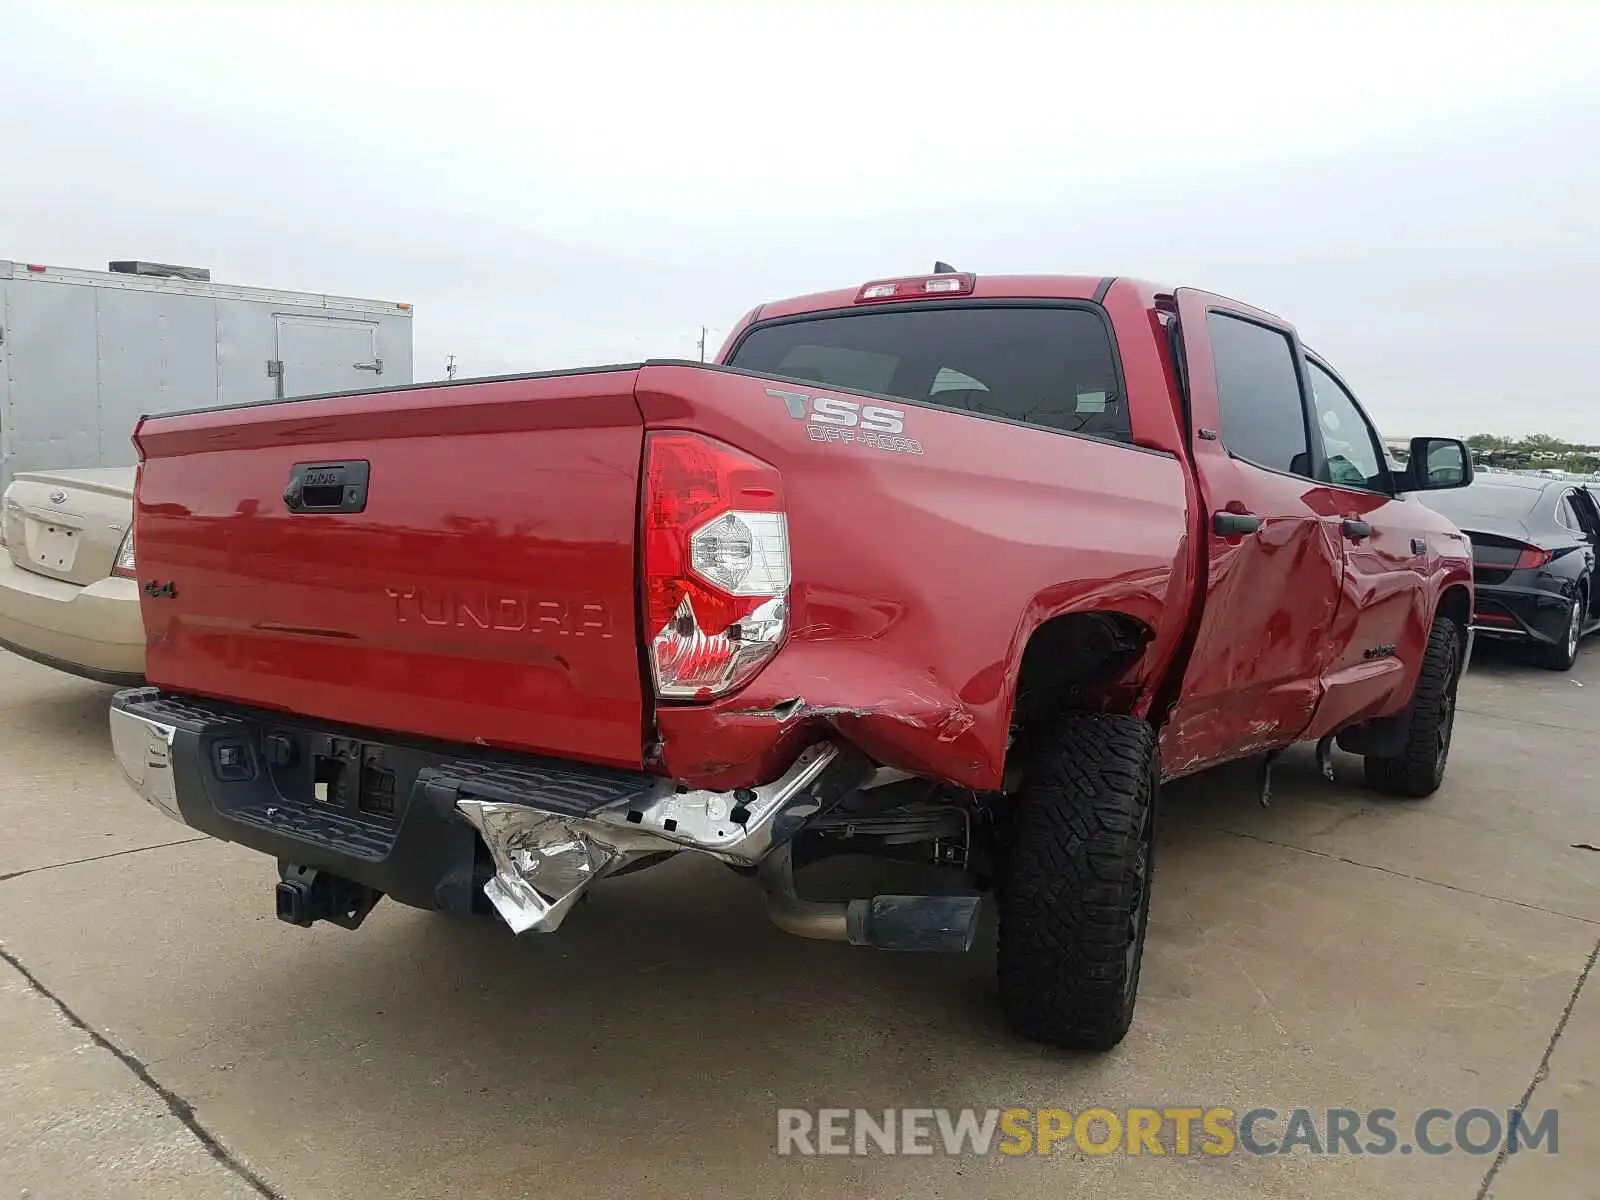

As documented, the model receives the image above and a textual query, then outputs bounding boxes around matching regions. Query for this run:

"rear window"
[728,306,1128,443]
[1420,482,1542,525]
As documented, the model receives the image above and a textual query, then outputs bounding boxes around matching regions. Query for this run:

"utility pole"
[697,326,708,363]
[446,354,457,381]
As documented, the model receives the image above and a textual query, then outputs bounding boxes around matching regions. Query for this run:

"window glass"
[1558,494,1583,532]
[1206,313,1309,475]
[1306,360,1386,490]
[1571,489,1600,539]
[731,306,1129,442]
[768,344,897,394]
[1422,481,1541,524]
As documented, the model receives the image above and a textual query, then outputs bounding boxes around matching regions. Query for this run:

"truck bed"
[133,357,1193,789]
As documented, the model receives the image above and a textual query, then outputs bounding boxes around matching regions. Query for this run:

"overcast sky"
[2,1,1597,439]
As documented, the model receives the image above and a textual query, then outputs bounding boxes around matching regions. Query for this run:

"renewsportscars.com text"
[776,1106,1559,1158]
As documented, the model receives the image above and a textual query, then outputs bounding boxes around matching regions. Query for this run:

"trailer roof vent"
[108,260,211,282]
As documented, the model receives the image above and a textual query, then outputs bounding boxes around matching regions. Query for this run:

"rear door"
[273,315,383,399]
[1162,291,1346,777]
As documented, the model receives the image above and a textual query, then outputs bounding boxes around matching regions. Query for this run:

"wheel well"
[1011,611,1152,730]
[1436,584,1470,657]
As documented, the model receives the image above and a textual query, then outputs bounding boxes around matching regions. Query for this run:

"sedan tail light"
[112,528,136,578]
[1513,545,1553,570]
[643,432,790,700]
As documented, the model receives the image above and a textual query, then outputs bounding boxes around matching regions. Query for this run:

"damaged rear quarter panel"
[636,362,1192,791]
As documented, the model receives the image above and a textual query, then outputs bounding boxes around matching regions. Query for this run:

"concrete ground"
[0,649,1594,1200]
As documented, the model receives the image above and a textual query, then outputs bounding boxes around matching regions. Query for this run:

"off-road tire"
[1537,588,1585,672]
[1363,617,1461,798]
[997,712,1157,1051]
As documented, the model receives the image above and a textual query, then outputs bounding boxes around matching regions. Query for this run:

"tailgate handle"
[284,461,370,514]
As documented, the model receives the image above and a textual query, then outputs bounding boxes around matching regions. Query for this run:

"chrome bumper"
[109,705,182,825]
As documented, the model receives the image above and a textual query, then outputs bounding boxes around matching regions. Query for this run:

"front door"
[1160,291,1348,778]
[1298,355,1426,731]
[273,315,382,399]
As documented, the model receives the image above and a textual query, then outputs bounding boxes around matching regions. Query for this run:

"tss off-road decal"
[766,387,925,455]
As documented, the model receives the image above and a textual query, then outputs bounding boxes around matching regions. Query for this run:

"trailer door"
[0,276,10,490]
[272,315,383,399]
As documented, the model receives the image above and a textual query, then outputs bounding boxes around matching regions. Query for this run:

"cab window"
[731,306,1130,443]
[1305,359,1388,492]
[1206,313,1310,475]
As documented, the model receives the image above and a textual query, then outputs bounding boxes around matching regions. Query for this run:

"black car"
[1421,474,1600,670]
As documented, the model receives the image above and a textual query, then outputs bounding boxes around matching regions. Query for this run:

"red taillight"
[855,273,976,303]
[643,432,790,700]
[1514,545,1553,570]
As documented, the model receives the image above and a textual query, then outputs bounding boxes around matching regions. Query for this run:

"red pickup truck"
[109,271,1474,1050]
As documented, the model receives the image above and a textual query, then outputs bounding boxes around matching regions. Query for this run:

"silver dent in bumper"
[455,801,628,933]
[109,706,182,825]
[458,742,845,935]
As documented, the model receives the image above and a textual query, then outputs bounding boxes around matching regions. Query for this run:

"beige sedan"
[0,466,144,685]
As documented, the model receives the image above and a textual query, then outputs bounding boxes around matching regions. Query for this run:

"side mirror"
[1401,436,1474,491]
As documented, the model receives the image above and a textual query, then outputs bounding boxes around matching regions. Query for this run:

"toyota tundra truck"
[108,271,1474,1050]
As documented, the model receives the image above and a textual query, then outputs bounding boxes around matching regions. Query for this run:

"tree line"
[1465,434,1599,475]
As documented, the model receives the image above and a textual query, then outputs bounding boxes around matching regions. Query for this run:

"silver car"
[0,466,144,684]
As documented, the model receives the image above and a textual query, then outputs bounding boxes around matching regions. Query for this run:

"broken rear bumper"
[109,688,869,930]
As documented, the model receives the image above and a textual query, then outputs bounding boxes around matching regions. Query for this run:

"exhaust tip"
[847,895,982,953]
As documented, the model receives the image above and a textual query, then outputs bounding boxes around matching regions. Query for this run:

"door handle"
[352,359,384,374]
[1213,511,1262,537]
[1342,518,1372,541]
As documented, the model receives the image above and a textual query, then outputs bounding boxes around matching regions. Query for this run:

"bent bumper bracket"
[456,741,870,934]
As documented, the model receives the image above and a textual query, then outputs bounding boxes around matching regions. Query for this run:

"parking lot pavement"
[0,652,1594,1200]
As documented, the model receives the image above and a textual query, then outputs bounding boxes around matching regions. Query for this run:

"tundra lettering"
[114,270,1475,1054]
[385,587,614,637]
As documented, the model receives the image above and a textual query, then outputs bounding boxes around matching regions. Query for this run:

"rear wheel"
[1364,617,1461,798]
[997,712,1157,1051]
[1538,588,1585,672]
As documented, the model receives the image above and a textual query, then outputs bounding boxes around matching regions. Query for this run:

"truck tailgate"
[132,369,649,769]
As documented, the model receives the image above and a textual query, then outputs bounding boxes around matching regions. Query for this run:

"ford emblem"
[48,490,67,505]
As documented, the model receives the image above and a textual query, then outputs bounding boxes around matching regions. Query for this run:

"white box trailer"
[0,259,414,494]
